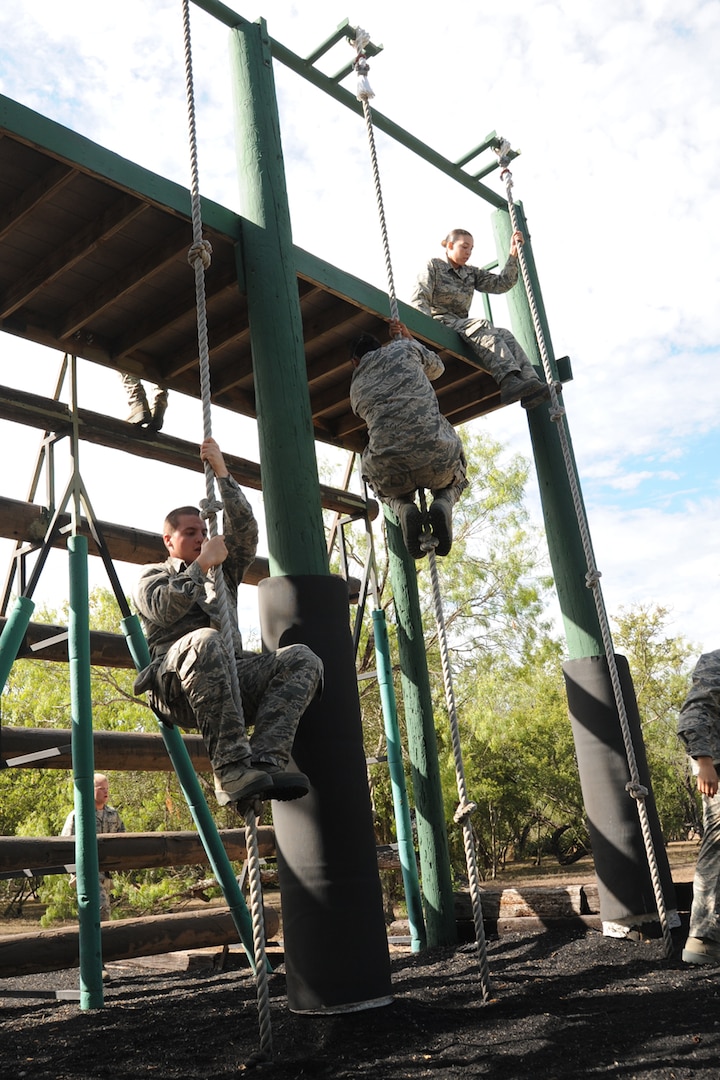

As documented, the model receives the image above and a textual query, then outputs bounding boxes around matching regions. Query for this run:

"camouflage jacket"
[134,475,258,660]
[410,254,519,321]
[61,805,125,836]
[350,336,463,498]
[677,649,720,763]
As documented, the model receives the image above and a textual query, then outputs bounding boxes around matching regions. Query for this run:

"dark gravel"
[2,927,719,1079]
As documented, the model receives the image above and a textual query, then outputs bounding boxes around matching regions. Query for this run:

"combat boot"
[500,371,549,408]
[429,493,453,556]
[396,501,423,559]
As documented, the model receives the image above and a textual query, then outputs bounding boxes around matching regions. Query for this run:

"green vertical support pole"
[492,204,603,658]
[229,19,391,1011]
[68,535,103,1010]
[385,508,456,947]
[372,608,426,952]
[229,18,326,579]
[492,205,675,924]
[0,595,35,693]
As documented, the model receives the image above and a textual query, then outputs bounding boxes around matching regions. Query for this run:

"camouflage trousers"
[120,373,167,410]
[440,315,536,385]
[363,448,468,507]
[688,789,720,942]
[146,627,323,774]
[382,458,468,519]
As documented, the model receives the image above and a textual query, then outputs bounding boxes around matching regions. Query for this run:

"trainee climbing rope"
[349,318,467,558]
[349,33,468,560]
[409,228,550,409]
[350,30,491,1003]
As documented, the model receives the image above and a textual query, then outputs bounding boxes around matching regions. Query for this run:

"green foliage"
[0,588,235,920]
[611,604,699,839]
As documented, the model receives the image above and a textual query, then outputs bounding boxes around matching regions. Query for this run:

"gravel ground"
[3,924,719,1079]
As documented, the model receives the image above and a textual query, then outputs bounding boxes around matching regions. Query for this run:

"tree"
[0,590,234,917]
[611,603,700,839]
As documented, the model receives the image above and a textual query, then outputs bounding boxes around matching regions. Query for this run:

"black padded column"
[563,654,676,923]
[258,574,392,1013]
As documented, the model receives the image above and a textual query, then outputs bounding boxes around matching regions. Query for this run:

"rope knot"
[200,496,223,519]
[350,28,374,101]
[549,405,566,423]
[454,800,477,825]
[626,781,649,800]
[585,568,602,588]
[187,238,212,270]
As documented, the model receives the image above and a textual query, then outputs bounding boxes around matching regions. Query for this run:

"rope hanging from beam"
[493,138,673,959]
[351,30,491,1002]
[181,0,273,1061]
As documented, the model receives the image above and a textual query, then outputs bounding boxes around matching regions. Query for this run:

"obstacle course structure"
[1,0,675,1027]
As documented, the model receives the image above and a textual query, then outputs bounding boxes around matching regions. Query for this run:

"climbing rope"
[493,139,673,957]
[418,492,492,1002]
[181,0,273,1059]
[352,29,492,994]
[351,30,399,327]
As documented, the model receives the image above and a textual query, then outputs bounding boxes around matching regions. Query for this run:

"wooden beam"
[0,383,376,518]
[0,828,275,875]
[1,726,210,770]
[0,194,147,319]
[0,616,136,668]
[0,495,270,578]
[57,223,192,340]
[0,907,277,977]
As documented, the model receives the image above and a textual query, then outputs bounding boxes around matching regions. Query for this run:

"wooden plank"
[0,906,279,978]
[1,726,210,771]
[0,828,276,875]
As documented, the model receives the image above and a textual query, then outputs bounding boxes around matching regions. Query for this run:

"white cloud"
[1,0,719,654]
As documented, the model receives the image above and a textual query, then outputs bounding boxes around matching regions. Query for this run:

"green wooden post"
[385,508,456,947]
[229,18,327,579]
[68,536,104,1010]
[372,607,426,952]
[0,595,35,693]
[492,205,604,659]
[492,206,675,925]
[228,19,392,1012]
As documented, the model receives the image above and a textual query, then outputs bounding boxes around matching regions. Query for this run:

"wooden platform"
[0,92,503,456]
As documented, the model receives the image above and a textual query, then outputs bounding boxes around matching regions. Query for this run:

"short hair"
[164,506,201,533]
[442,228,473,247]
[349,333,381,363]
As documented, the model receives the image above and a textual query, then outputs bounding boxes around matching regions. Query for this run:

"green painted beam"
[230,20,327,577]
[190,1,506,209]
[385,509,456,948]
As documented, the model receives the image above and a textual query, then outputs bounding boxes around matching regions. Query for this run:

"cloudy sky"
[0,0,718,654]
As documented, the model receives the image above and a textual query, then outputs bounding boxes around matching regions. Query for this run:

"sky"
[0,0,718,655]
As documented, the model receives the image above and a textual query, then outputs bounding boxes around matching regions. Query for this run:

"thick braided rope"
[243,804,273,1061]
[495,144,672,956]
[181,0,274,1050]
[419,493,491,1000]
[351,32,399,325]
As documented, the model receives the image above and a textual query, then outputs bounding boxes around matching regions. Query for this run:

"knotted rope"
[351,26,492,995]
[418,491,492,1002]
[493,138,673,957]
[182,0,273,1059]
[351,29,399,328]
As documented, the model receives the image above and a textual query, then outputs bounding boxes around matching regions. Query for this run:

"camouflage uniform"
[677,649,720,944]
[133,474,323,777]
[121,373,168,425]
[61,804,125,921]
[349,336,468,515]
[410,254,538,385]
